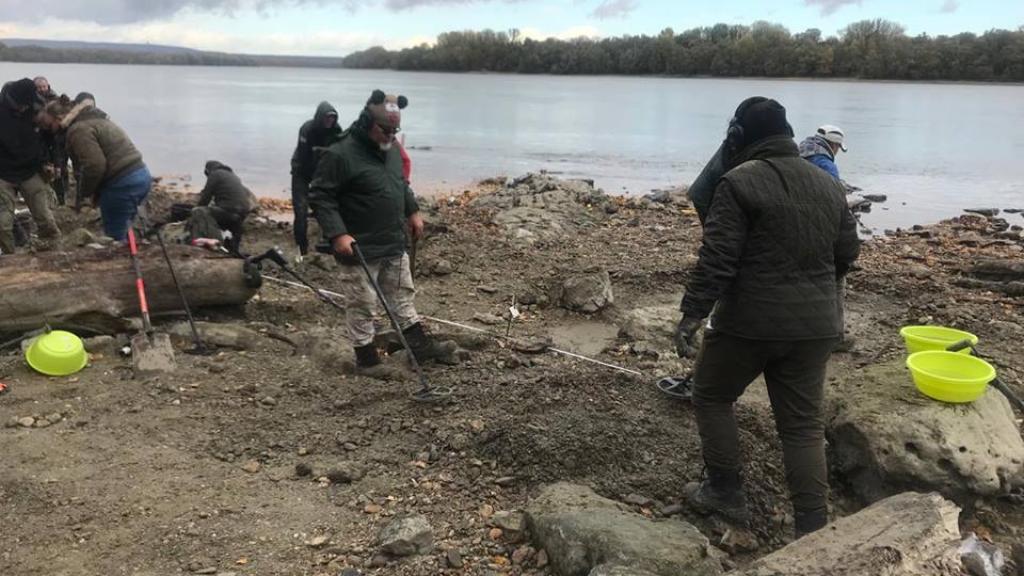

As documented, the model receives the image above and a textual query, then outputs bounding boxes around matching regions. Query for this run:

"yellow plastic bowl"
[25,330,88,377]
[906,351,994,403]
[900,325,978,354]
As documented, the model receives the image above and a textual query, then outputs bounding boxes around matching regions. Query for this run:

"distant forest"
[343,20,1024,82]
[0,42,344,68]
[3,19,1024,81]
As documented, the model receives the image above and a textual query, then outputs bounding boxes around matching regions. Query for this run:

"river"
[4,62,1023,230]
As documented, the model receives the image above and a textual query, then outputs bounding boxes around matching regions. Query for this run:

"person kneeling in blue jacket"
[798,125,847,180]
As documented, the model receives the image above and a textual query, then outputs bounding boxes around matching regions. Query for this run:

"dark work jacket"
[681,136,861,340]
[309,124,419,262]
[197,161,257,216]
[0,83,44,182]
[290,101,341,183]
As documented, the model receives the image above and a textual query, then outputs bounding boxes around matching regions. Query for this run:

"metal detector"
[251,246,452,402]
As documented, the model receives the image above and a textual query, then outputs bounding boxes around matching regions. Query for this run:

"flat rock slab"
[525,483,722,576]
[827,360,1024,502]
[731,492,962,576]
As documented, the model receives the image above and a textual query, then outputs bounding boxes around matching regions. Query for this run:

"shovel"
[127,227,176,375]
[947,339,1024,412]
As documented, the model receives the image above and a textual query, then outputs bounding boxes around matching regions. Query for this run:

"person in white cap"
[798,125,846,180]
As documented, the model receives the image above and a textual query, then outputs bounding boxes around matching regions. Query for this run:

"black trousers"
[291,174,311,254]
[692,329,837,518]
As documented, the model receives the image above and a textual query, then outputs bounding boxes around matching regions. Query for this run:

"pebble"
[446,548,464,568]
[363,503,382,514]
[17,416,34,428]
[259,396,277,406]
[535,549,549,568]
[241,460,261,474]
[295,463,313,477]
[304,535,329,548]
[623,493,654,507]
[495,476,516,487]
[368,555,387,568]
[660,503,685,517]
[488,527,503,541]
[511,545,535,565]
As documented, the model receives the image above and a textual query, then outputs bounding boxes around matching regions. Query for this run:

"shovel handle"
[126,228,152,332]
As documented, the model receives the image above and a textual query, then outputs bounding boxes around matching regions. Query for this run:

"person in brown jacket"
[36,96,151,241]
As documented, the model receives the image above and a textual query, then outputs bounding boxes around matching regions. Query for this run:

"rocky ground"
[2,173,1023,576]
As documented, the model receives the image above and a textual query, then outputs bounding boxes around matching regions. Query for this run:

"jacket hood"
[728,135,799,169]
[1,78,41,110]
[204,160,232,175]
[798,135,835,161]
[60,99,107,129]
[313,101,339,125]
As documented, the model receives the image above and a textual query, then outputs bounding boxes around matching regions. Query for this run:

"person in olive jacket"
[674,97,860,538]
[37,96,151,241]
[310,89,455,377]
[290,101,340,258]
[188,160,258,251]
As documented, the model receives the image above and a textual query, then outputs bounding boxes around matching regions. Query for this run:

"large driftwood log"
[0,244,260,335]
[969,259,1024,282]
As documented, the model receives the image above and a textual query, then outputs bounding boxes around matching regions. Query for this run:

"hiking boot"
[684,467,751,526]
[352,344,402,380]
[402,323,458,365]
[794,509,828,538]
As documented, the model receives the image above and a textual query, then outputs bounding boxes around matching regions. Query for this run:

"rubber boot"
[684,467,751,525]
[794,509,828,538]
[402,323,458,365]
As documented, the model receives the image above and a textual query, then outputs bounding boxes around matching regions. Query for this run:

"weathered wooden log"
[969,259,1024,282]
[0,244,260,335]
[954,277,1024,297]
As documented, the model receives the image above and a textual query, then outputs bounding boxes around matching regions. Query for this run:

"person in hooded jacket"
[290,101,341,258]
[310,89,457,377]
[798,125,847,180]
[0,78,62,255]
[674,97,860,538]
[36,95,151,241]
[188,160,258,252]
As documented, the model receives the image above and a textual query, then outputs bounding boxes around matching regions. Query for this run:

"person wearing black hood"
[0,78,62,255]
[673,97,860,538]
[188,160,258,252]
[290,101,340,259]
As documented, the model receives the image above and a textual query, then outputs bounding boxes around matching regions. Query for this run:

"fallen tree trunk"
[968,259,1024,282]
[954,277,1024,297]
[0,244,260,335]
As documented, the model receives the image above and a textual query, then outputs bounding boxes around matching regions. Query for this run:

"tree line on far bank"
[3,19,1023,82]
[343,20,1024,82]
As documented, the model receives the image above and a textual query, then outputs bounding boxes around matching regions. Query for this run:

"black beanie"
[736,98,793,146]
[7,78,40,107]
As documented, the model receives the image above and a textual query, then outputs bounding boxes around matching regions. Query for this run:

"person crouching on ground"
[188,160,258,253]
[798,124,847,181]
[36,95,151,241]
[673,97,861,537]
[0,78,62,255]
[309,89,456,377]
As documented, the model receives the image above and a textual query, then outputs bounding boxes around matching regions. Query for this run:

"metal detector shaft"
[946,339,1024,412]
[154,227,207,353]
[350,242,431,394]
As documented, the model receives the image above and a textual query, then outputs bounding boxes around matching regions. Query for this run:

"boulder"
[559,271,614,314]
[827,360,1024,503]
[525,483,722,576]
[617,305,677,343]
[731,492,961,576]
[590,566,661,576]
[378,514,433,557]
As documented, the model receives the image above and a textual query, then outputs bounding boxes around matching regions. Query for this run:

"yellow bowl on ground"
[900,325,978,354]
[906,351,994,403]
[25,330,88,377]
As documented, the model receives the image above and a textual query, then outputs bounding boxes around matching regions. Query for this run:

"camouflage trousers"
[338,253,420,347]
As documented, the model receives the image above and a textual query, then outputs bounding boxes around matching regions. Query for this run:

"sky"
[0,0,1021,57]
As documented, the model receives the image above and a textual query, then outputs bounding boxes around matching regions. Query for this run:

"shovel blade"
[132,332,176,376]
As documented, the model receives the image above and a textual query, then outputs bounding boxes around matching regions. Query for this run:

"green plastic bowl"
[25,330,88,377]
[906,351,994,403]
[900,325,978,354]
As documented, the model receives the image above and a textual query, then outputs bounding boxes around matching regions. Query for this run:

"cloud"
[803,0,861,16]
[939,0,959,13]
[519,25,601,41]
[590,0,636,20]
[0,0,529,25]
